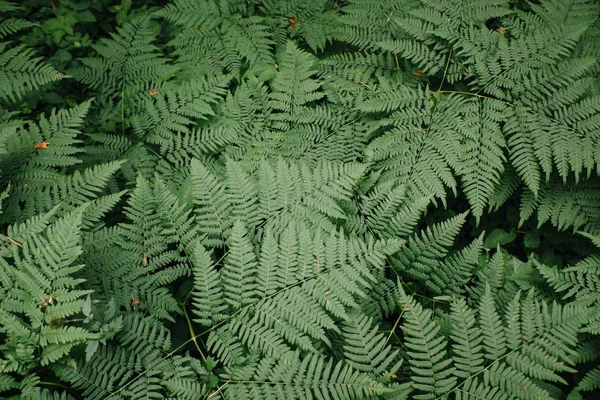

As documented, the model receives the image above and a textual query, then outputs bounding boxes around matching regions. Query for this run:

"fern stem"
[206,379,231,399]
[39,381,69,389]
[181,302,206,362]
[386,310,404,347]
[437,50,453,92]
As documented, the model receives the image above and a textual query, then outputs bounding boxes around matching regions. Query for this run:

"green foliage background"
[1,0,600,398]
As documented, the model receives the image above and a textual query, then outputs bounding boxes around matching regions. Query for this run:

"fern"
[341,311,401,374]
[0,101,90,186]
[223,352,393,400]
[159,0,273,80]
[0,1,63,104]
[0,208,117,390]
[397,284,457,399]
[71,15,175,103]
[3,0,600,398]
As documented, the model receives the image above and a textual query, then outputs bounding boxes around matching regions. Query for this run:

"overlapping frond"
[0,37,63,103]
[71,15,175,106]
[3,0,600,398]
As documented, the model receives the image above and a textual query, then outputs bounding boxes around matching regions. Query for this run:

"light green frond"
[190,158,232,247]
[430,234,483,297]
[53,345,139,400]
[131,76,229,147]
[225,161,261,229]
[578,366,600,392]
[0,18,36,38]
[341,311,400,374]
[191,243,227,326]
[257,286,339,346]
[117,314,171,363]
[478,283,507,361]
[449,298,484,379]
[396,284,457,399]
[455,97,507,222]
[71,16,175,101]
[377,39,444,75]
[269,41,324,113]
[223,353,393,400]
[0,101,90,189]
[454,377,510,400]
[527,177,600,233]
[221,220,259,310]
[392,212,467,289]
[0,42,63,103]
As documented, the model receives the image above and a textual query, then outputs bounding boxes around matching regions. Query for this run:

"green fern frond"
[86,175,187,320]
[0,101,91,191]
[330,0,418,50]
[454,377,509,400]
[449,297,484,379]
[504,106,543,196]
[359,179,430,240]
[487,165,521,213]
[160,1,273,80]
[3,0,600,398]
[20,388,76,400]
[256,286,339,348]
[221,220,259,310]
[207,326,247,367]
[524,177,600,233]
[377,39,444,75]
[396,284,457,399]
[392,212,467,290]
[0,208,117,389]
[231,313,296,360]
[0,42,63,103]
[191,243,227,327]
[430,233,483,297]
[72,16,175,102]
[153,176,199,253]
[225,161,261,229]
[190,158,232,247]
[478,283,507,361]
[22,161,124,221]
[223,353,393,400]
[578,366,600,392]
[117,313,171,363]
[341,311,400,374]
[53,345,139,399]
[131,76,229,147]
[269,41,324,114]
[0,18,36,38]
[455,97,506,223]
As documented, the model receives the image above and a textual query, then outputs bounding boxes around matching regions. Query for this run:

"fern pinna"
[1,0,600,398]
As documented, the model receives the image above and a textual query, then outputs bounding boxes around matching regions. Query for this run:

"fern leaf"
[392,212,467,290]
[456,97,506,223]
[225,160,261,229]
[478,283,507,361]
[449,297,484,379]
[224,353,393,400]
[190,158,232,247]
[397,284,457,399]
[0,43,63,103]
[269,41,323,114]
[221,220,259,309]
[191,243,227,326]
[578,366,600,392]
[341,311,400,374]
[71,16,175,101]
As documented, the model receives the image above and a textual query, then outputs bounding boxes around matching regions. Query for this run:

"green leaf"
[484,228,516,249]
[523,231,541,249]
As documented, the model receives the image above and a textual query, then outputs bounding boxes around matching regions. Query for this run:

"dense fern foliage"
[1,0,600,398]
